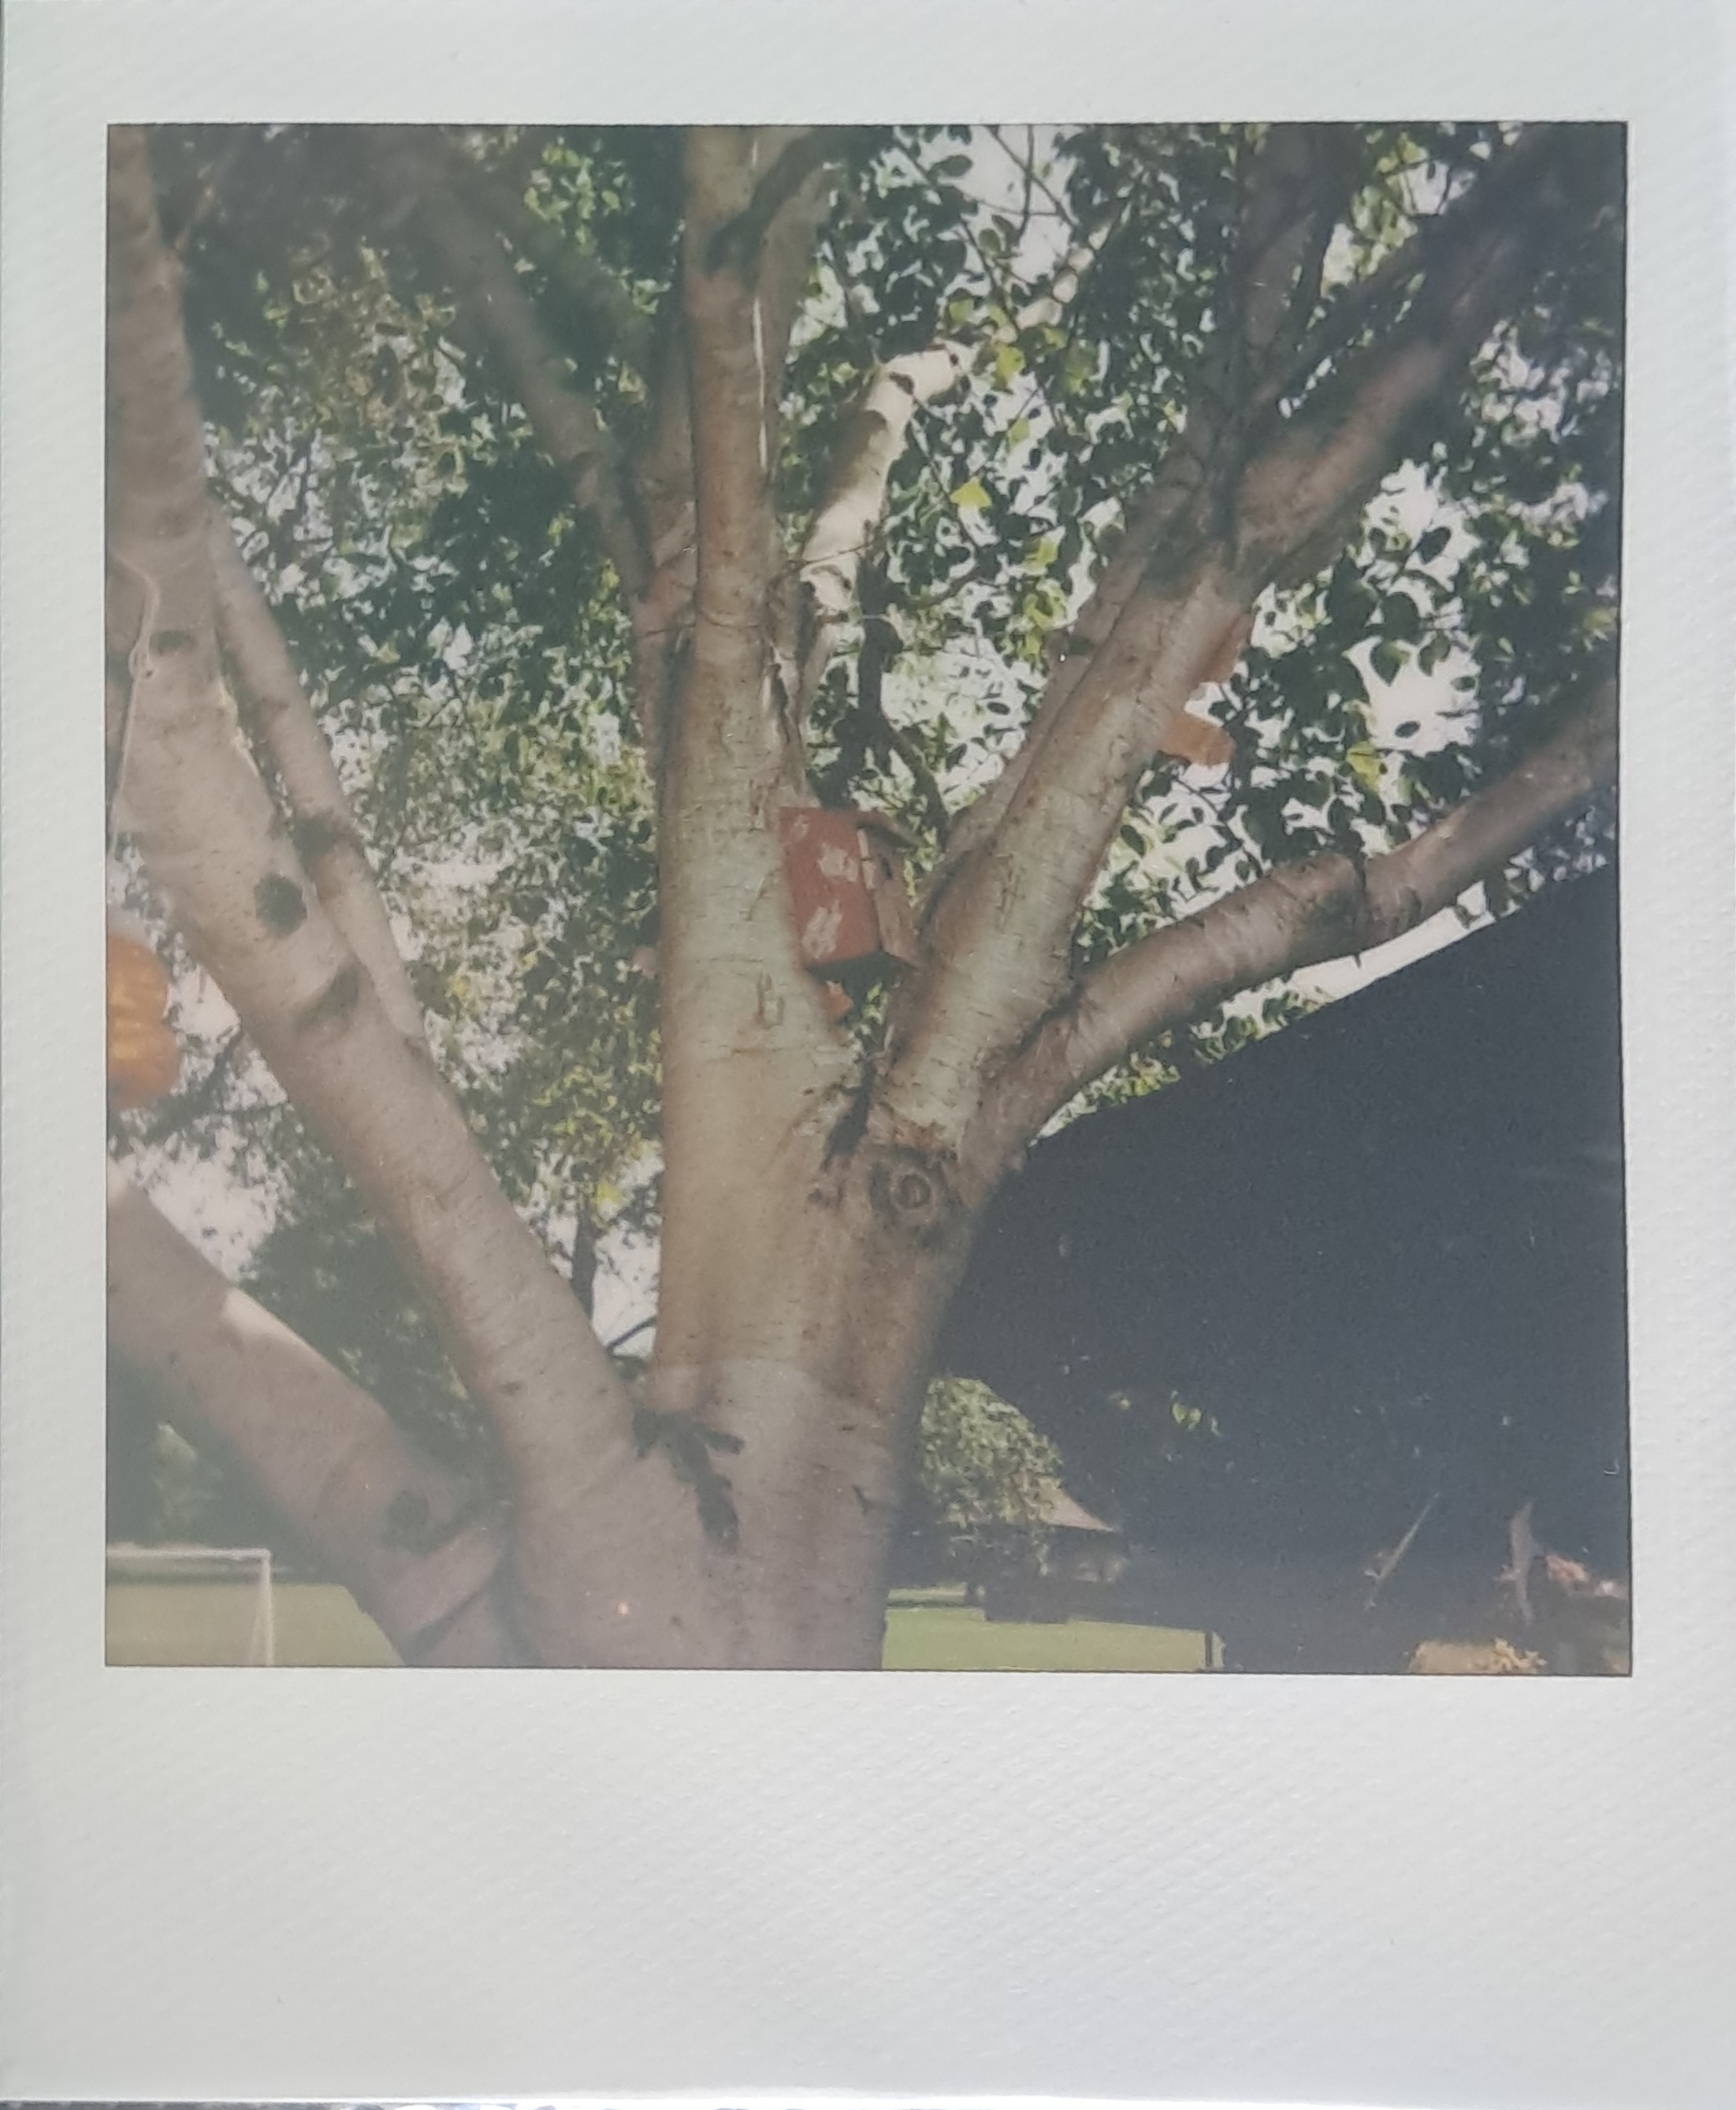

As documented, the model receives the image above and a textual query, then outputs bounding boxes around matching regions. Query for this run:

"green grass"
[106,1583,400,1667]
[108,1580,1213,1673]
[882,1602,1211,1672]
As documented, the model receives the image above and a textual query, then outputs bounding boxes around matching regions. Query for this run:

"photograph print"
[104,121,1628,1673]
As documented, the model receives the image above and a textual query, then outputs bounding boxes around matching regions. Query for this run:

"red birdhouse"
[779,806,919,977]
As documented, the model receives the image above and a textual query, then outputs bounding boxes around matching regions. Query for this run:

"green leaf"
[949,477,991,512]
[1346,741,1384,794]
[1370,639,1406,684]
[1381,592,1422,642]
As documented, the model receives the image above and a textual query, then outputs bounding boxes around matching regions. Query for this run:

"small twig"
[605,1312,656,1354]
[139,1025,248,1145]
[1362,1491,1438,1609]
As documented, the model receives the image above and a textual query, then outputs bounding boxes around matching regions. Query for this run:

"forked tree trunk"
[645,1115,982,1667]
[103,124,1619,1672]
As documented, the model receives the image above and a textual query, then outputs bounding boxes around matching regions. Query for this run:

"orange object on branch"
[779,806,920,977]
[107,920,180,1110]
[1156,709,1235,770]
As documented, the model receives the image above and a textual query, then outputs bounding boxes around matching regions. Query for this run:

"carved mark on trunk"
[254,873,308,934]
[380,1485,488,1557]
[634,1405,745,1547]
[296,961,362,1035]
[868,1145,961,1249]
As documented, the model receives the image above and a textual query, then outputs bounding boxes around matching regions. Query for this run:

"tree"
[104,121,1623,1667]
[913,1376,1065,1548]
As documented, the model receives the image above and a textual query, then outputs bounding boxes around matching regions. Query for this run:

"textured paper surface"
[3,2,1734,2102]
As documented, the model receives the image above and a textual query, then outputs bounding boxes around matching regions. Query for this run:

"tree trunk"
[645,1124,980,1667]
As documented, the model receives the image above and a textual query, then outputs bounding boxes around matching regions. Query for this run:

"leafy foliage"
[915,1375,1064,1540]
[110,122,1624,1548]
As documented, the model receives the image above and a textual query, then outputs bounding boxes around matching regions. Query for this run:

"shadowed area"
[940,867,1629,1669]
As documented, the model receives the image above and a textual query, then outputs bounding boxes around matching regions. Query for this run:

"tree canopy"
[105,122,1623,1666]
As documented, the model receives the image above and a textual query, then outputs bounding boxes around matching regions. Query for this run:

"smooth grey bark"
[207,511,427,1051]
[108,1168,519,1665]
[107,126,710,1669]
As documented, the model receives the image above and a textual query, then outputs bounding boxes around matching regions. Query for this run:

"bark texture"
[106,124,1617,1669]
[109,1168,519,1665]
[108,127,711,1668]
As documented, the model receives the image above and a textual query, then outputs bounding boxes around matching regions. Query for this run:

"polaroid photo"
[2,0,1732,2103]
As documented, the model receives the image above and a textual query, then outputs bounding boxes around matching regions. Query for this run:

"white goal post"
[105,1542,277,1666]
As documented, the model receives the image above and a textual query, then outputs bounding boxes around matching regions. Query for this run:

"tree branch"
[881,128,1575,1150]
[706,127,849,277]
[367,128,652,601]
[794,344,972,712]
[653,128,857,1371]
[627,301,698,780]
[752,127,843,453]
[623,128,838,780]
[1232,126,1357,431]
[108,1165,521,1666]
[791,193,1128,743]
[933,131,1559,908]
[926,435,1211,893]
[433,129,654,374]
[107,125,711,1667]
[210,509,426,1051]
[978,677,1618,1159]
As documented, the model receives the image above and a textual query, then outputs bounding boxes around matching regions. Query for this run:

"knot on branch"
[868,1145,961,1248]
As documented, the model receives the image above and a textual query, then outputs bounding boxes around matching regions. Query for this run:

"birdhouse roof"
[1042,1489,1119,1534]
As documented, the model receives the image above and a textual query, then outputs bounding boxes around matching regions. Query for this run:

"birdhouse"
[779,806,920,977]
[107,915,180,1110]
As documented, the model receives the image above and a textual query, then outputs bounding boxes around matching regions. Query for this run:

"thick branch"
[209,510,426,1051]
[883,130,1574,1147]
[370,128,652,602]
[935,131,1563,910]
[655,128,855,1372]
[980,678,1618,1159]
[109,1166,519,1666]
[795,344,970,711]
[1234,127,1355,430]
[927,436,1211,891]
[629,299,697,774]
[749,127,843,424]
[794,199,1126,750]
[708,128,847,277]
[107,125,710,1667]
[626,125,837,778]
[434,130,653,373]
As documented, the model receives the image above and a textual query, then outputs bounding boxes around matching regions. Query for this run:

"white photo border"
[3,2,1733,2102]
